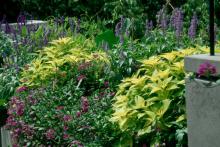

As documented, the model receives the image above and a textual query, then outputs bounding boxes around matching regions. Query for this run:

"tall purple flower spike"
[171,8,184,39]
[188,13,198,39]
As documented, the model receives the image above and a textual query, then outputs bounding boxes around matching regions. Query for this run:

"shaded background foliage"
[1,0,219,23]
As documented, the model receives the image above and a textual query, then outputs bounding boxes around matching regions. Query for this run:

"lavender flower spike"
[171,8,184,39]
[156,8,168,31]
[145,20,153,36]
[188,13,198,39]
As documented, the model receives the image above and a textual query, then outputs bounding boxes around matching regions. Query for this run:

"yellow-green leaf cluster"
[21,37,110,87]
[111,46,208,140]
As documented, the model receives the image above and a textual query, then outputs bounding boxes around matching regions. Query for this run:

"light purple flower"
[157,8,168,31]
[68,17,75,33]
[145,20,153,35]
[115,16,125,37]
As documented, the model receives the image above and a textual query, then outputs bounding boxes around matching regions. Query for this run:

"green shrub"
[0,68,19,107]
[6,36,122,146]
[0,31,14,67]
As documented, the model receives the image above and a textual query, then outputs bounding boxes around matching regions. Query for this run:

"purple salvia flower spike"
[68,17,75,34]
[188,13,198,39]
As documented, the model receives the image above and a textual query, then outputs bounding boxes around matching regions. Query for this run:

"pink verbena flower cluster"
[197,62,217,77]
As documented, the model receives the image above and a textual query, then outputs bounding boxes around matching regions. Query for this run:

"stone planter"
[1,127,12,147]
[185,54,220,147]
[1,20,47,33]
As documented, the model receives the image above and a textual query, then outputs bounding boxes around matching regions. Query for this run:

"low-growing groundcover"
[6,37,121,146]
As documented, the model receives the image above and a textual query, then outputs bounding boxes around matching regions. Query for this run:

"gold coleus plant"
[21,37,110,87]
[110,46,211,146]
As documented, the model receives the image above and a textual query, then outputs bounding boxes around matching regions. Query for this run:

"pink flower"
[104,81,109,88]
[63,125,69,131]
[46,129,55,140]
[16,86,28,93]
[27,95,37,105]
[197,62,217,77]
[11,128,21,139]
[76,111,81,117]
[78,62,91,71]
[81,97,89,113]
[63,115,72,122]
[63,133,69,140]
[109,92,116,97]
[56,106,64,111]
[21,124,34,137]
[70,140,84,147]
[6,115,18,127]
[77,75,86,81]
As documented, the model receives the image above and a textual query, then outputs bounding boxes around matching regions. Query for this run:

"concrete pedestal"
[185,78,220,147]
[185,54,220,147]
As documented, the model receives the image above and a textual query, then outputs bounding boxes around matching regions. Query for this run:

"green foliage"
[95,30,119,49]
[8,80,118,146]
[6,36,121,146]
[110,47,208,146]
[0,31,14,66]
[0,68,19,107]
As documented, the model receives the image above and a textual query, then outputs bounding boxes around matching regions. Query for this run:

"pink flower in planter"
[16,86,28,93]
[197,62,217,77]
[46,129,55,140]
[63,115,72,122]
